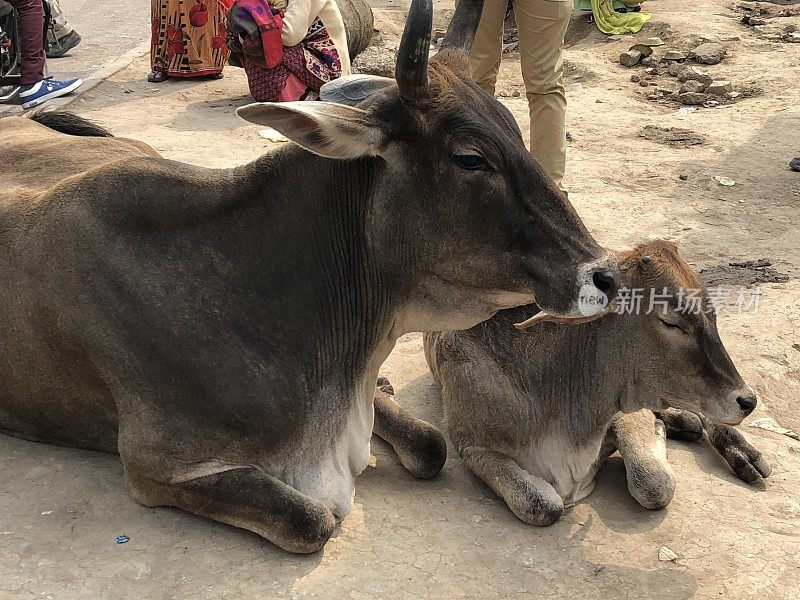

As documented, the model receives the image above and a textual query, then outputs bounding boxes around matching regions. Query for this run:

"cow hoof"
[372,378,446,478]
[398,422,448,480]
[709,425,772,484]
[125,465,338,555]
[502,478,564,527]
[631,483,675,510]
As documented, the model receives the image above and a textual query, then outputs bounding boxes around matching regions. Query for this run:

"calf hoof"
[275,502,337,554]
[627,465,676,510]
[398,422,448,480]
[508,486,564,527]
[376,376,394,397]
[660,410,703,442]
[708,424,772,484]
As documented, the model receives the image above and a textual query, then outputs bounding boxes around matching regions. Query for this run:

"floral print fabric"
[151,0,233,77]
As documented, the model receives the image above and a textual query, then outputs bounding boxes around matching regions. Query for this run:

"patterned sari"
[241,19,343,102]
[151,0,233,77]
[228,0,343,102]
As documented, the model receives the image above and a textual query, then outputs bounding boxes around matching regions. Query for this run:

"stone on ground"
[680,80,708,94]
[690,42,726,64]
[678,91,709,105]
[678,65,713,85]
[707,80,733,95]
[620,50,643,67]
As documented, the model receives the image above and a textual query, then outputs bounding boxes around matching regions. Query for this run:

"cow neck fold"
[236,147,395,392]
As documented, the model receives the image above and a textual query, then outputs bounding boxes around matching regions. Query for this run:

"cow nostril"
[592,270,618,299]
[736,394,757,414]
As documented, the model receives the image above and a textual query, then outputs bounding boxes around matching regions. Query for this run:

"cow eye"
[658,314,686,333]
[451,153,491,172]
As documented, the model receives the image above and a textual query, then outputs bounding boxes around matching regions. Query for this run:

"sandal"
[147,70,169,83]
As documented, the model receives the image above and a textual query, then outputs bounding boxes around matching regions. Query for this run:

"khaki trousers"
[46,0,75,45]
[469,0,571,186]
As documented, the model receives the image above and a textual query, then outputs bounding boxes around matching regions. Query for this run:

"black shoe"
[46,30,82,58]
[791,158,800,172]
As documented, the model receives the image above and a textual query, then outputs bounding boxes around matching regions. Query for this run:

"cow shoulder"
[44,156,253,231]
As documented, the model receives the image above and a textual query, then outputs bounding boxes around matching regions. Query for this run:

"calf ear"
[236,102,384,159]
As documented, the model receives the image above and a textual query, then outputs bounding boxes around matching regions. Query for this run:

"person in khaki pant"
[470,0,571,187]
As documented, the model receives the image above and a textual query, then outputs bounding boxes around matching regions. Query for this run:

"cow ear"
[236,102,384,160]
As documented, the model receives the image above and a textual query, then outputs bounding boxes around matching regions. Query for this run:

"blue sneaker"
[19,77,83,110]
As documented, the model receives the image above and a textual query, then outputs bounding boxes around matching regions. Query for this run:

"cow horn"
[395,0,433,102]
[513,310,608,330]
[439,0,485,55]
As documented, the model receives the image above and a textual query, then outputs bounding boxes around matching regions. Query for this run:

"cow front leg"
[124,463,336,554]
[609,410,676,510]
[461,446,564,526]
[371,377,447,479]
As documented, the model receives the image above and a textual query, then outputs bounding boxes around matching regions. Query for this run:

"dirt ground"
[1,0,800,598]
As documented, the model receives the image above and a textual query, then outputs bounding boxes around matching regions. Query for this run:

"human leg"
[514,0,571,186]
[9,0,81,108]
[468,0,507,95]
[7,0,46,85]
[45,0,81,58]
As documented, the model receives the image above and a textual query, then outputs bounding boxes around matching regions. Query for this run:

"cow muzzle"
[516,252,620,329]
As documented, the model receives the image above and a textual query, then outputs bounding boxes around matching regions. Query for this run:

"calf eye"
[451,153,491,172]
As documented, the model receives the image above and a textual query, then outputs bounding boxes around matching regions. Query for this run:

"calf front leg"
[372,377,447,479]
[656,409,772,483]
[699,414,772,483]
[654,408,704,441]
[124,463,336,554]
[461,446,564,526]
[609,410,676,510]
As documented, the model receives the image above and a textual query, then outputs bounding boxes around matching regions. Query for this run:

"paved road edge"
[0,39,150,116]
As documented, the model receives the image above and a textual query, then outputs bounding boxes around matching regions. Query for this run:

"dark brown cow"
[426,240,769,525]
[0,0,618,553]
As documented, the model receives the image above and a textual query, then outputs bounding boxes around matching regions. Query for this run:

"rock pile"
[673,65,738,106]
[737,1,800,43]
[619,40,727,68]
[617,37,744,107]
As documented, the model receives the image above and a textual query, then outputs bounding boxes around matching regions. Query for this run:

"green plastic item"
[573,0,642,12]
[576,0,651,35]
